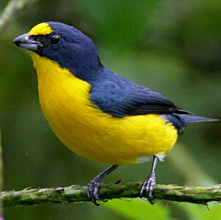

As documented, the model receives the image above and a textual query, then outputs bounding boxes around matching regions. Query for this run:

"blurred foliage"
[103,199,169,220]
[177,203,221,220]
[0,0,220,219]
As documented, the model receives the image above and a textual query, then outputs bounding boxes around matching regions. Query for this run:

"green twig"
[1,182,221,207]
[0,0,36,35]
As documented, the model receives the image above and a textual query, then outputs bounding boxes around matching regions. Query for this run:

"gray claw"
[140,172,156,204]
[87,176,108,206]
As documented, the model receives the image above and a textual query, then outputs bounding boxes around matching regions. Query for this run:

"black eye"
[50,34,61,44]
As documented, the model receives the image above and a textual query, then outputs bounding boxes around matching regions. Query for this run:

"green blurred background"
[0,0,220,219]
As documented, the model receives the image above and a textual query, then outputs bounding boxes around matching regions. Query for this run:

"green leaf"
[176,202,221,220]
[103,198,169,220]
[202,203,221,220]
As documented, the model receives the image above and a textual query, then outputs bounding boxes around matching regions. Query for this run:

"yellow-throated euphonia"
[13,22,217,206]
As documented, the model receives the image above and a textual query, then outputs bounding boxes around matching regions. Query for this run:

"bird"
[13,21,217,206]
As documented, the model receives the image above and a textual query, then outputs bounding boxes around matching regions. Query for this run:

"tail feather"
[177,115,219,124]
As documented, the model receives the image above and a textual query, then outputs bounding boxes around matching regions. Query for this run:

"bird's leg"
[140,156,158,204]
[87,164,119,206]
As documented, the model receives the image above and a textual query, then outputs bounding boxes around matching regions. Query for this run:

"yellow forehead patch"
[28,23,53,36]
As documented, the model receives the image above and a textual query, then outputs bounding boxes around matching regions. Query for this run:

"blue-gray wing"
[90,77,190,118]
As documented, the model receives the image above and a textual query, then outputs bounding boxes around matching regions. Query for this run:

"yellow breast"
[31,53,178,165]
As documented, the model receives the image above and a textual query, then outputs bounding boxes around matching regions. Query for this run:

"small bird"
[14,22,217,206]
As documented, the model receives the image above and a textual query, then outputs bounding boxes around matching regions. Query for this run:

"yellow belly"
[31,53,178,164]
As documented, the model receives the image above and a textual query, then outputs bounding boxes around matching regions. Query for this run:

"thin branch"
[0,0,36,35]
[1,182,221,207]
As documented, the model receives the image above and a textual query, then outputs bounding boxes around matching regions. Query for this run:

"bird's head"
[14,22,102,81]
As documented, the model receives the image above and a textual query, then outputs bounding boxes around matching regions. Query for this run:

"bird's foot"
[87,176,108,206]
[140,172,156,204]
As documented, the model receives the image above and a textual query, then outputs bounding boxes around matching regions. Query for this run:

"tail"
[164,114,219,134]
[177,115,219,124]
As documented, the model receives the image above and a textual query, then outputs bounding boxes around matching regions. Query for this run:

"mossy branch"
[1,182,221,207]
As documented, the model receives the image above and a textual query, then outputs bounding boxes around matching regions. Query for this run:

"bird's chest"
[38,74,90,129]
[35,57,100,146]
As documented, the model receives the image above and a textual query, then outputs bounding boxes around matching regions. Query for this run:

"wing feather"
[90,76,191,117]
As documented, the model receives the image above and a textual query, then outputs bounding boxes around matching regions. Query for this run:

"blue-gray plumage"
[21,21,217,133]
[13,21,218,206]
[89,69,216,132]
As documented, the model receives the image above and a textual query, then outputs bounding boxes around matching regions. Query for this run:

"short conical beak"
[13,34,41,51]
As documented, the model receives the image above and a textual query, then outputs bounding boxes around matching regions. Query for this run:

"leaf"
[176,202,221,220]
[103,198,169,220]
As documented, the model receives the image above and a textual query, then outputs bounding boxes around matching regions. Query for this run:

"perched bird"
[14,22,217,206]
